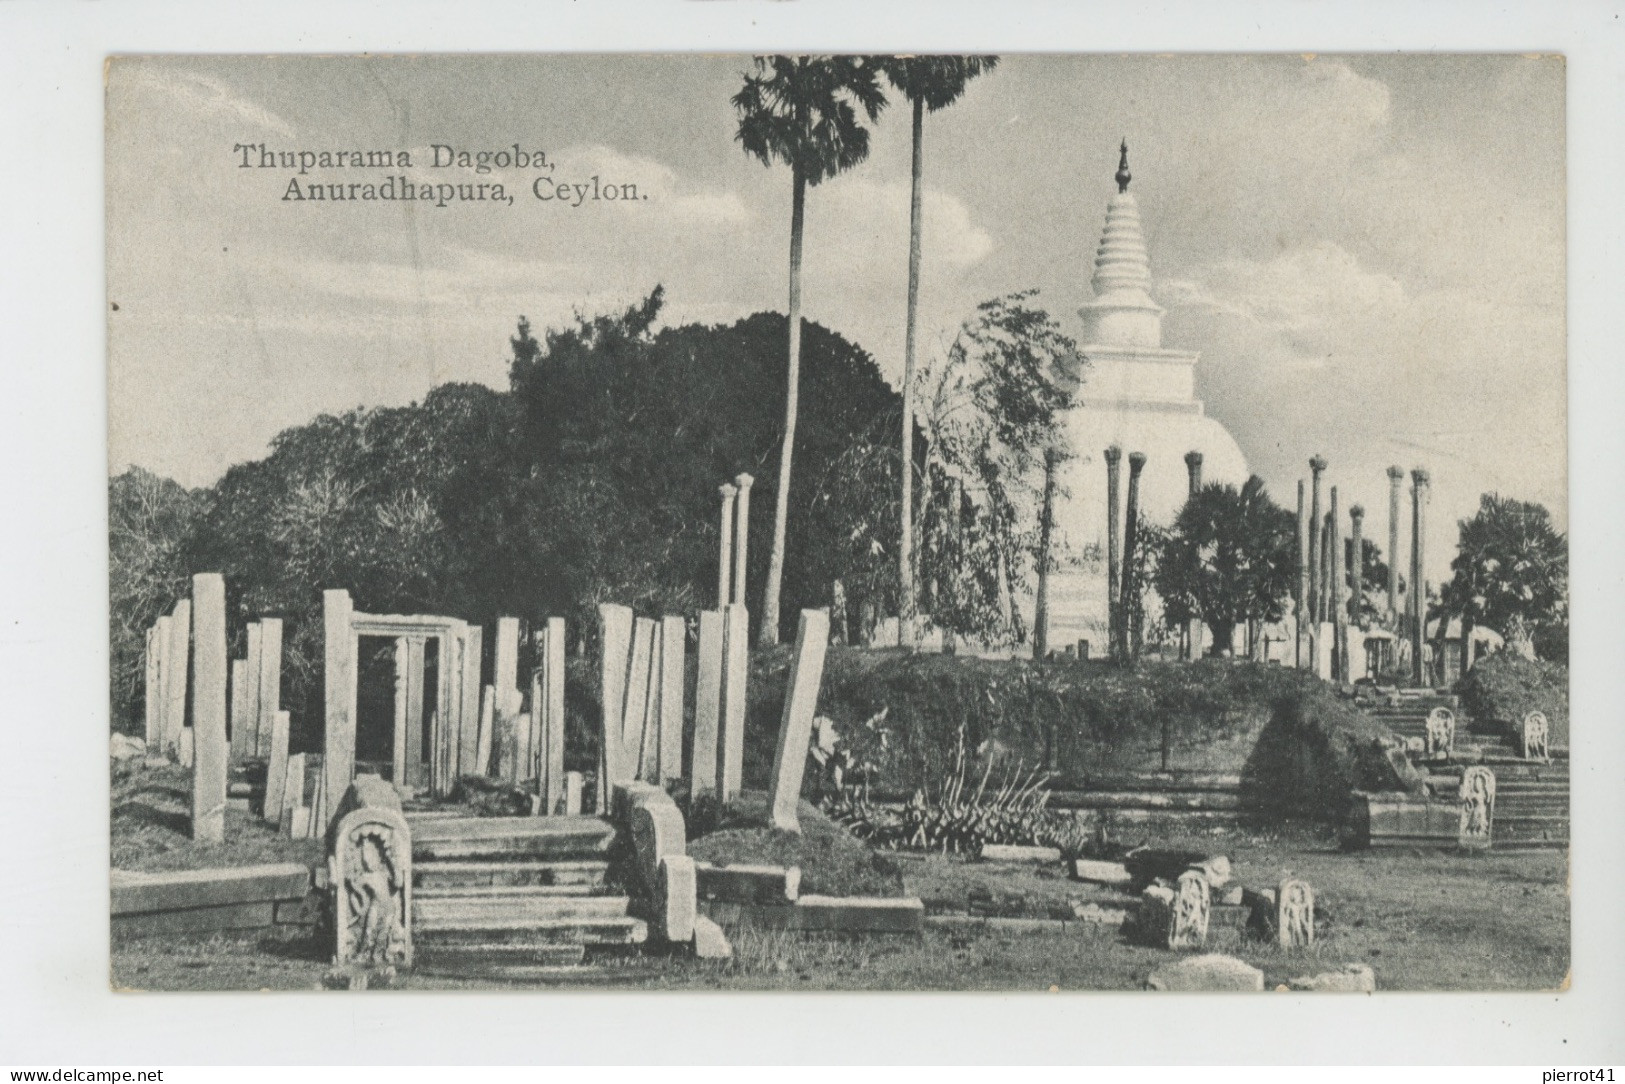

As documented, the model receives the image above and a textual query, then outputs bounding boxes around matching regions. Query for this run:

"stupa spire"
[1080,141,1162,347]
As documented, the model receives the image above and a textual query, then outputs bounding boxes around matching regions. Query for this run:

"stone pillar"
[732,473,753,612]
[244,622,264,759]
[1104,446,1123,661]
[1295,479,1309,668]
[1329,485,1341,680]
[475,684,495,778]
[1387,465,1404,625]
[717,482,737,607]
[1348,505,1365,623]
[165,600,191,756]
[322,588,357,833]
[719,603,750,802]
[1033,447,1057,661]
[597,603,634,811]
[403,636,427,788]
[622,617,657,783]
[189,574,228,843]
[229,658,250,763]
[658,615,685,785]
[1410,468,1430,686]
[154,614,174,750]
[1121,452,1147,660]
[1349,504,1366,680]
[264,710,291,823]
[392,638,409,787]
[767,609,831,832]
[1183,452,1205,661]
[144,625,160,747]
[457,625,483,777]
[543,617,566,813]
[1308,456,1327,623]
[691,609,725,803]
[256,618,282,760]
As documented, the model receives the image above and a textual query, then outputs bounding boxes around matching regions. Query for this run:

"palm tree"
[734,55,887,645]
[882,56,998,648]
[1440,493,1567,662]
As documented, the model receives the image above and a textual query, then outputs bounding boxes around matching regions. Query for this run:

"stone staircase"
[406,813,649,978]
[1354,687,1568,850]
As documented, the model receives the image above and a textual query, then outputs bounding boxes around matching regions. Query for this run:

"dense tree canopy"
[1153,476,1297,653]
[108,293,907,732]
[1439,493,1567,661]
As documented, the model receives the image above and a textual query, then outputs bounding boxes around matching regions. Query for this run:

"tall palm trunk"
[760,165,806,646]
[898,94,925,649]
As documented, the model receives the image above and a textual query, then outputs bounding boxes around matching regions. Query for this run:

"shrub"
[1458,651,1569,746]
[1239,684,1393,822]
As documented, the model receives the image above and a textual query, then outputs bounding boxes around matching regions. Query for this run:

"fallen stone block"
[111,863,313,915]
[1072,859,1132,887]
[981,844,1062,863]
[791,895,924,934]
[111,734,146,760]
[1146,953,1265,992]
[695,861,801,904]
[1287,963,1376,993]
[692,915,733,959]
[113,901,277,939]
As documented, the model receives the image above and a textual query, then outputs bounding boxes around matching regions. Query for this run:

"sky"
[105,53,1566,582]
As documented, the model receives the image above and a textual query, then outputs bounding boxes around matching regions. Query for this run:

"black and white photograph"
[100,51,1575,995]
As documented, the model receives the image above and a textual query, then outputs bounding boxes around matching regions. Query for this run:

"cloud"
[1161,241,1405,358]
[117,65,295,138]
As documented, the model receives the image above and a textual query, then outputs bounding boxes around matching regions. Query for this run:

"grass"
[685,790,906,897]
[110,817,1568,992]
[111,759,322,873]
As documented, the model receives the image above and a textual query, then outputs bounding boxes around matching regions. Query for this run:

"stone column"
[597,603,634,812]
[658,614,685,785]
[1349,503,1366,679]
[143,625,160,747]
[256,618,282,760]
[732,473,753,613]
[1184,451,1205,660]
[190,574,228,843]
[244,622,264,760]
[1349,505,1366,623]
[1411,468,1430,685]
[1104,446,1123,660]
[1308,456,1327,623]
[1033,446,1057,661]
[403,636,427,788]
[1387,465,1405,625]
[690,609,724,803]
[1122,452,1147,660]
[457,624,483,777]
[322,588,357,833]
[766,609,831,832]
[1329,485,1341,680]
[165,600,191,756]
[543,617,567,812]
[392,638,410,788]
[1295,479,1309,668]
[717,482,737,607]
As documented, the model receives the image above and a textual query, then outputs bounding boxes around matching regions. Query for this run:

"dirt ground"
[111,819,1568,993]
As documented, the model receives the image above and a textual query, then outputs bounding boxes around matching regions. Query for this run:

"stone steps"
[409,815,617,862]
[406,814,643,973]
[414,915,649,947]
[413,888,634,925]
[413,859,610,891]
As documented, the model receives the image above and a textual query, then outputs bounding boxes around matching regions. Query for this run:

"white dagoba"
[1044,143,1250,652]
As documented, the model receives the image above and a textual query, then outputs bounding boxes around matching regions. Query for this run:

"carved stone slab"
[1276,878,1315,949]
[1168,870,1210,950]
[1457,764,1496,850]
[1521,711,1550,761]
[330,780,413,968]
[1425,707,1456,757]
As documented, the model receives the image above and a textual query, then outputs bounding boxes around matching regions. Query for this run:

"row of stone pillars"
[1102,445,1149,662]
[141,574,290,843]
[1294,457,1431,683]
